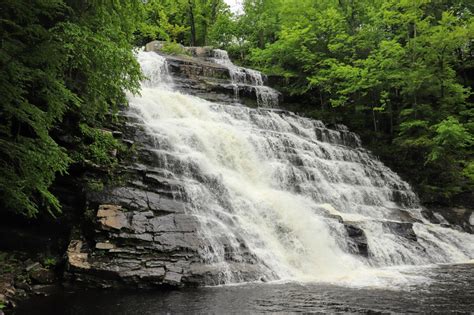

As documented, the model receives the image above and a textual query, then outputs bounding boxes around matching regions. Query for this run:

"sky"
[224,0,243,14]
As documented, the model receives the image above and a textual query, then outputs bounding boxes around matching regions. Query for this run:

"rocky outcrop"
[421,206,473,234]
[144,40,282,107]
[344,224,368,257]
[382,222,417,241]
[0,253,61,312]
[65,113,265,288]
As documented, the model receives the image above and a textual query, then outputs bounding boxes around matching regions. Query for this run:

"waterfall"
[128,51,474,286]
[212,49,280,107]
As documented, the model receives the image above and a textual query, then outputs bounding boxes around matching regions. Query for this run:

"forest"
[1,0,473,215]
[1,0,474,313]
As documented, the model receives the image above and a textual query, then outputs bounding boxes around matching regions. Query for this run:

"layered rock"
[65,114,266,287]
[144,40,282,107]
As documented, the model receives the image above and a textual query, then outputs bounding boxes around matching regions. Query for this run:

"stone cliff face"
[66,113,266,287]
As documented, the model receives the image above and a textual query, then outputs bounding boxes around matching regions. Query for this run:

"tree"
[137,0,230,47]
[0,0,143,217]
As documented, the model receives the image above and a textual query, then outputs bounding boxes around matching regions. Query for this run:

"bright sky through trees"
[225,0,243,13]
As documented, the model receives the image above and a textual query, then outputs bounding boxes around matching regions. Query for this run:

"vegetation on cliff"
[0,0,143,217]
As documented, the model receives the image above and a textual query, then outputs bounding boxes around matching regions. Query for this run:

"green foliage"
[86,179,105,193]
[160,42,190,56]
[77,124,123,167]
[0,251,20,275]
[0,0,142,217]
[428,117,472,163]
[462,162,474,182]
[84,207,97,222]
[135,0,188,45]
[0,0,74,217]
[43,256,57,268]
[136,0,231,46]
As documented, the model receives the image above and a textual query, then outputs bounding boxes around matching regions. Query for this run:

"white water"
[129,51,474,287]
[212,49,280,107]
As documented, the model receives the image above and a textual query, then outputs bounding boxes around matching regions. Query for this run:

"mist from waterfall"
[128,50,474,287]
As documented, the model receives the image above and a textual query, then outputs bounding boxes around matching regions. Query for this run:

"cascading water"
[129,50,474,286]
[212,49,280,107]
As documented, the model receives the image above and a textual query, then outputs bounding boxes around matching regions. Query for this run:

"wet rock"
[145,40,166,53]
[117,259,141,270]
[67,240,90,270]
[112,130,123,138]
[29,268,55,284]
[165,263,183,274]
[95,242,115,250]
[344,224,368,257]
[187,263,271,286]
[15,282,31,292]
[142,211,155,218]
[130,212,151,233]
[163,272,182,286]
[91,187,186,214]
[382,222,417,241]
[31,284,58,297]
[421,208,441,224]
[424,205,474,234]
[154,232,201,251]
[120,267,166,281]
[185,46,214,58]
[145,261,164,268]
[118,232,154,242]
[149,214,198,233]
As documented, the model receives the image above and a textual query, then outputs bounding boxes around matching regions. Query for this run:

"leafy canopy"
[0,0,143,217]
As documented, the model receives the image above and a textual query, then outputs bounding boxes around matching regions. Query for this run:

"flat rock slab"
[97,205,128,230]
[163,272,182,285]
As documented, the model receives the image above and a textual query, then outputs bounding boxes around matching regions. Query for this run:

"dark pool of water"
[14,264,474,314]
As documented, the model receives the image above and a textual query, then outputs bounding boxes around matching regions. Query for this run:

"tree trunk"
[389,102,393,137]
[188,0,196,46]
[319,87,325,110]
[372,107,377,132]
